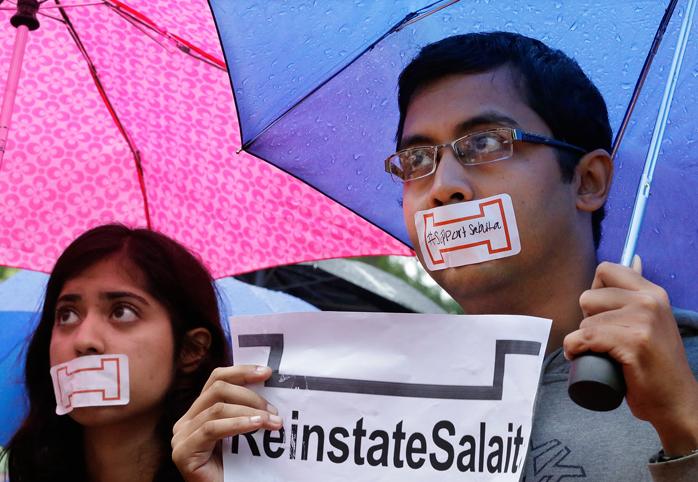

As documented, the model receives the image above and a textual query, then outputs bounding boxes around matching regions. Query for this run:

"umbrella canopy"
[0,0,410,278]
[0,269,318,445]
[212,0,698,311]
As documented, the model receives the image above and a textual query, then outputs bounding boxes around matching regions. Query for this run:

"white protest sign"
[414,194,521,271]
[50,354,129,415]
[224,312,550,481]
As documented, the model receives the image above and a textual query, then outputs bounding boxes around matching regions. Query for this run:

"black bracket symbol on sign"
[238,334,540,400]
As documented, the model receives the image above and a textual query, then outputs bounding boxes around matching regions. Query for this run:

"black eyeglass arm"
[516,130,587,155]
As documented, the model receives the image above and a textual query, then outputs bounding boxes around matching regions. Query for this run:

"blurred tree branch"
[352,256,463,314]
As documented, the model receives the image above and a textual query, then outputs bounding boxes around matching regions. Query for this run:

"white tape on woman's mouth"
[415,193,521,271]
[50,354,130,415]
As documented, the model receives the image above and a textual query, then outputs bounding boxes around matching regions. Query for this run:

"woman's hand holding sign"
[172,365,283,482]
[564,259,698,457]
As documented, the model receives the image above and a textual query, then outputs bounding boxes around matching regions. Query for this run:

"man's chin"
[427,260,513,303]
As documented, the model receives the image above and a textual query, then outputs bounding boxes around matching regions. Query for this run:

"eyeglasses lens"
[453,130,513,165]
[391,147,435,181]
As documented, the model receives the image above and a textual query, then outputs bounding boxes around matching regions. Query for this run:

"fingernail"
[563,351,570,361]
[255,366,269,374]
[266,403,278,415]
[269,415,283,425]
[250,415,262,423]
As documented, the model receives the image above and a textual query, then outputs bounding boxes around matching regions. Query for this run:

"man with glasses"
[386,32,698,480]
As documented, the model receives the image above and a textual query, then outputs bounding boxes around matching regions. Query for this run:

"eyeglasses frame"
[384,127,588,182]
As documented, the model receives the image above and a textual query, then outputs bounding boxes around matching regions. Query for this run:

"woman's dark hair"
[396,32,612,247]
[4,224,231,481]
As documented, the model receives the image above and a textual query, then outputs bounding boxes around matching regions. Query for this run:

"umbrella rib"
[107,5,174,51]
[104,0,226,71]
[611,0,680,158]
[396,0,461,31]
[237,0,460,152]
[55,0,153,229]
[1,0,67,22]
[237,10,424,154]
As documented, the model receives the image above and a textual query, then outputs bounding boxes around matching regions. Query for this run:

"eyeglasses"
[384,127,587,182]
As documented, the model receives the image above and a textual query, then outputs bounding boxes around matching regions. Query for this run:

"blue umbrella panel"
[212,0,698,310]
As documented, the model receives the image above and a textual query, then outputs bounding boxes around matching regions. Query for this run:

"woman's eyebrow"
[102,291,150,305]
[56,294,81,304]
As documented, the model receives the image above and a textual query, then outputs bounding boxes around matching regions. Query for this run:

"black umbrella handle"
[10,0,41,31]
[568,352,626,411]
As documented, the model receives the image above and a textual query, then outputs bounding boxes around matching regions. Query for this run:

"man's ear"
[574,148,613,213]
[179,327,212,373]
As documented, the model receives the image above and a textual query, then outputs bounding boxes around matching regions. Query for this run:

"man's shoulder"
[674,308,698,372]
[674,307,698,336]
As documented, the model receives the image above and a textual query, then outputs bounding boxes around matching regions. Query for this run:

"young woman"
[3,224,230,482]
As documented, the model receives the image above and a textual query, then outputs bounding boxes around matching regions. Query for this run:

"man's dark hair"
[396,31,612,247]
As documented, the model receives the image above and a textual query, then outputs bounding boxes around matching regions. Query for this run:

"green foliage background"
[353,256,463,314]
[0,267,16,282]
[0,258,461,314]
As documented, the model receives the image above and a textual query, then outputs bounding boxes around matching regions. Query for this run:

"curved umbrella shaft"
[621,0,697,267]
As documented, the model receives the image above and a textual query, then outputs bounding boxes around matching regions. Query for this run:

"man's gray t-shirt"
[522,309,698,481]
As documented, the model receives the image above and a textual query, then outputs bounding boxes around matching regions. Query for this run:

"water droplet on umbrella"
[376,183,384,191]
[347,184,353,191]
[670,273,677,280]
[353,154,362,160]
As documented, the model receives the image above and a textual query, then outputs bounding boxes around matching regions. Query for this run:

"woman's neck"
[83,411,163,482]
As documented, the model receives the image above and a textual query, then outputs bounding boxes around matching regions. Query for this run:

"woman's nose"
[427,147,476,208]
[72,314,105,356]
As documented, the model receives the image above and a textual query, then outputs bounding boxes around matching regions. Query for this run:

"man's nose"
[72,313,105,356]
[427,147,475,208]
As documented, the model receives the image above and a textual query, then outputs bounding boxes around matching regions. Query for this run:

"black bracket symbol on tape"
[238,334,540,400]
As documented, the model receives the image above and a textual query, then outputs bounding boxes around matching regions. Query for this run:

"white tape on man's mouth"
[50,354,130,415]
[415,193,521,271]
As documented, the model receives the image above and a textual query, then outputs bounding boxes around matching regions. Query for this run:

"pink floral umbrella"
[0,0,410,278]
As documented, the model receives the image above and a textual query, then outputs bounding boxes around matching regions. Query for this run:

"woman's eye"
[112,305,138,323]
[56,309,80,326]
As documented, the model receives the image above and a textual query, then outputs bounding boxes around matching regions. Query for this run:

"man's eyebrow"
[454,112,521,134]
[398,111,521,150]
[398,134,435,151]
